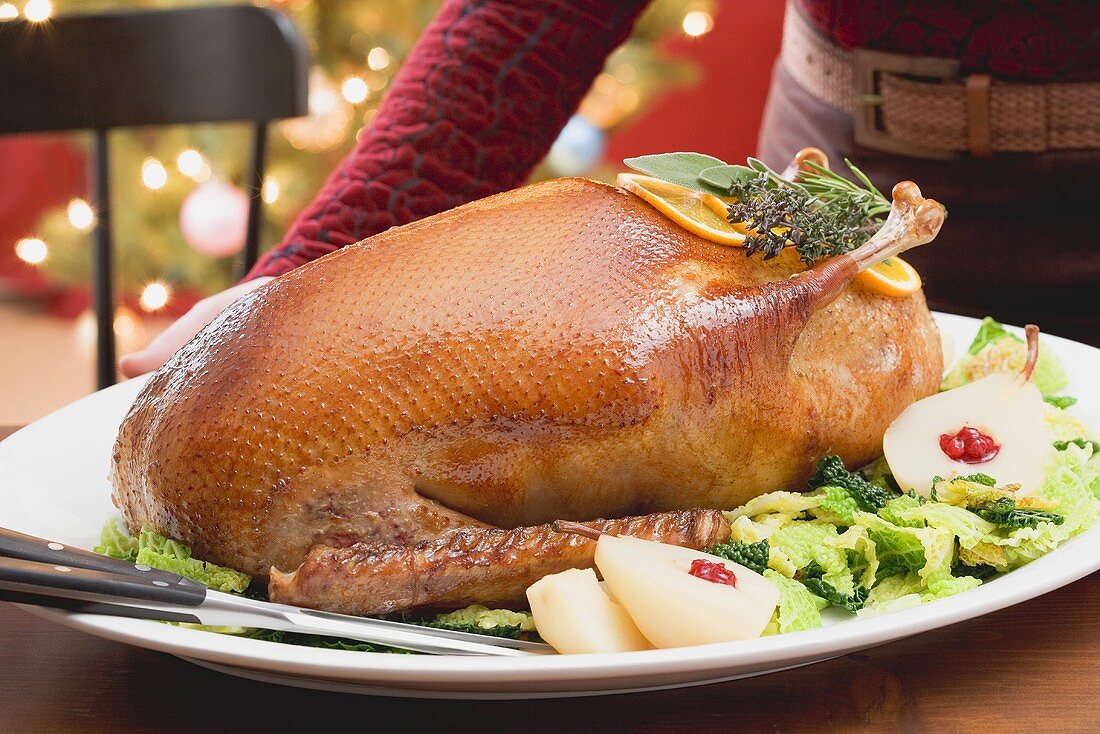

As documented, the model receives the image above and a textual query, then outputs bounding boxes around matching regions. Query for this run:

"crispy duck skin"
[112,166,945,593]
[269,509,731,616]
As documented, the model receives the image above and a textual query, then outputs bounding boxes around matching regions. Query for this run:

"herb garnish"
[623,152,892,265]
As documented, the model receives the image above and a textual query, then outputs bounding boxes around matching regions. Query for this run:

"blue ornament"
[545,115,606,176]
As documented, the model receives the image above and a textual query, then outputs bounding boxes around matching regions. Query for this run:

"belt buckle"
[852,48,961,160]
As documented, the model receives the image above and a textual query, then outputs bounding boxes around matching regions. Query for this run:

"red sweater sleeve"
[246,0,651,280]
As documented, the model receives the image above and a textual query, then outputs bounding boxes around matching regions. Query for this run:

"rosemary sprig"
[622,153,892,265]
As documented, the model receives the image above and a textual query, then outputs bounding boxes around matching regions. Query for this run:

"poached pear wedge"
[883,325,1051,497]
[594,535,779,648]
[526,568,652,654]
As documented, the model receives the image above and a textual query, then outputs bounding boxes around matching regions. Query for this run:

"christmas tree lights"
[25,0,712,315]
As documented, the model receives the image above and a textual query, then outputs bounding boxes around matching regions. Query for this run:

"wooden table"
[2,424,1098,733]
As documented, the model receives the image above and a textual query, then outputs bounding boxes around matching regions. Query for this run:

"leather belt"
[780,0,1100,159]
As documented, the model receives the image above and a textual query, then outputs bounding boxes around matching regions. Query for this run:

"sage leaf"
[623,152,728,195]
[698,164,757,191]
[746,157,771,173]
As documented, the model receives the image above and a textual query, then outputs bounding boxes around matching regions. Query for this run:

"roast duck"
[111,162,946,616]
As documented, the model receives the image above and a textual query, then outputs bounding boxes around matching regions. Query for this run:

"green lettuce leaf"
[857,514,955,583]
[832,525,879,589]
[1045,396,1078,409]
[865,574,923,607]
[969,498,1064,530]
[135,543,251,594]
[1046,405,1095,443]
[967,316,1018,355]
[858,516,925,579]
[762,569,825,634]
[877,494,926,528]
[942,319,1069,396]
[812,484,860,526]
[724,490,821,523]
[857,592,922,618]
[924,573,982,600]
[990,524,1068,568]
[801,562,869,612]
[1054,438,1100,453]
[424,605,535,639]
[890,502,998,548]
[727,515,771,544]
[948,450,1099,570]
[769,523,854,595]
[94,521,250,594]
[244,629,415,653]
[93,518,139,560]
[807,455,899,512]
[1036,447,1100,536]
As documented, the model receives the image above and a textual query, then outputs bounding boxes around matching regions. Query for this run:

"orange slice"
[701,192,739,222]
[702,193,752,236]
[856,256,922,297]
[617,173,746,246]
[618,172,920,297]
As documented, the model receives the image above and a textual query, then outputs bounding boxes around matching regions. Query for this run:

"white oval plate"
[1,313,1097,699]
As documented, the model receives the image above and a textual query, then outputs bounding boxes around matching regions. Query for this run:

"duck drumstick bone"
[269,509,730,617]
[787,181,946,314]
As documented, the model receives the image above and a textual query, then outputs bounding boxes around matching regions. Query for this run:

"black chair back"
[0,6,310,387]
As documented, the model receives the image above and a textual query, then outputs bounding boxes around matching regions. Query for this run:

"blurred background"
[0,0,784,425]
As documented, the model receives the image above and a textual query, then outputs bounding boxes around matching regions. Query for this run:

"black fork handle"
[0,556,206,607]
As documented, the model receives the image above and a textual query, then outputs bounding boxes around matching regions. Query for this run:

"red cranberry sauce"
[688,559,738,587]
[939,426,1000,464]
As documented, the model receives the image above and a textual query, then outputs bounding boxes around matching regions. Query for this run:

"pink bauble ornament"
[179,180,249,257]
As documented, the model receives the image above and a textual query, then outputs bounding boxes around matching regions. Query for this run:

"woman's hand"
[119,277,273,378]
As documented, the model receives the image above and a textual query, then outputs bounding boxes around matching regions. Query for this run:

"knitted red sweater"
[797,0,1099,81]
[246,0,650,279]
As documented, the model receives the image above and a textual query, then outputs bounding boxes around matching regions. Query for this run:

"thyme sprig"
[623,152,893,265]
[727,158,889,263]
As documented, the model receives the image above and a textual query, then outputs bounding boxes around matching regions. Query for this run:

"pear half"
[526,568,652,654]
[594,535,779,648]
[883,371,1050,497]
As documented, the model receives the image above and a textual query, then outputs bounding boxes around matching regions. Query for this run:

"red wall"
[0,137,85,293]
[606,0,786,165]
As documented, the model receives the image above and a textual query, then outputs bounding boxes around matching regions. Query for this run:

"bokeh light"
[682,10,713,37]
[67,199,96,231]
[22,0,50,22]
[141,158,168,190]
[139,281,171,311]
[261,176,280,204]
[15,237,48,264]
[341,76,369,104]
[367,47,390,71]
[176,149,205,179]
